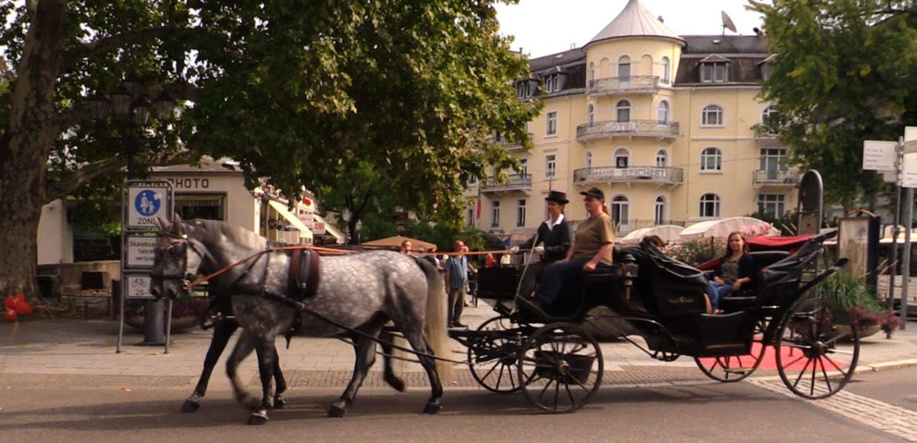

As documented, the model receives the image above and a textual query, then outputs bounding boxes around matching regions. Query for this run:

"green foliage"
[817,271,900,332]
[746,209,798,236]
[749,0,917,206]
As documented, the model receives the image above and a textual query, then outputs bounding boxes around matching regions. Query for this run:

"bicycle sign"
[123,274,154,300]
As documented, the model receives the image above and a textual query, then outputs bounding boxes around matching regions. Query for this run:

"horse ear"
[153,216,166,231]
[170,213,183,235]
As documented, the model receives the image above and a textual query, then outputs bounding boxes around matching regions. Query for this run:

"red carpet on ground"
[698,343,849,370]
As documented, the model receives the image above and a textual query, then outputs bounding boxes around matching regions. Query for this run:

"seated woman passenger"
[518,187,615,315]
[706,231,756,311]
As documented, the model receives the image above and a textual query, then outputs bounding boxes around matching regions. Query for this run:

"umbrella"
[619,225,685,245]
[678,217,778,242]
[361,235,437,252]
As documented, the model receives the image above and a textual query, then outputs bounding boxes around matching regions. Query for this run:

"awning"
[679,217,778,241]
[268,200,313,240]
[313,214,346,243]
[619,225,685,245]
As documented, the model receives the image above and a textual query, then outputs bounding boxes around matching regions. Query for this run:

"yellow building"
[467,0,793,242]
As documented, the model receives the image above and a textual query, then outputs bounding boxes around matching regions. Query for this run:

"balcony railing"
[577,120,679,141]
[752,169,799,187]
[494,133,533,152]
[588,76,662,95]
[574,166,684,186]
[480,173,532,193]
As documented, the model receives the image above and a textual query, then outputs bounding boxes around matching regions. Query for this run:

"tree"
[0,0,537,299]
[748,0,917,206]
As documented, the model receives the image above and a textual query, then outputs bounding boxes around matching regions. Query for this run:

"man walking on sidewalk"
[444,240,469,328]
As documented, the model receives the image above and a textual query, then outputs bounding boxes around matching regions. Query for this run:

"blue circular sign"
[134,190,161,217]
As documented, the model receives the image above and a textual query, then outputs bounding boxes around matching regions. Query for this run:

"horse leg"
[272,345,287,409]
[329,324,385,417]
[402,330,444,414]
[182,319,238,413]
[225,331,260,412]
[378,330,405,392]
[247,338,279,425]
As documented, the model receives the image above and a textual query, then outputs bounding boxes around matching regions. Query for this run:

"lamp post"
[89,76,177,345]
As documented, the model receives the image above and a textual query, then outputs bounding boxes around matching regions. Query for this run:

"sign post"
[864,127,916,331]
[117,180,173,352]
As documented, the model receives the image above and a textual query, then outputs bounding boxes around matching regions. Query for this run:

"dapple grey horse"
[150,215,449,425]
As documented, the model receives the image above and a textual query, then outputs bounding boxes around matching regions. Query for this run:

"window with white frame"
[616,100,631,122]
[760,148,787,178]
[543,74,561,93]
[614,148,629,168]
[468,175,477,185]
[586,151,593,170]
[656,149,668,168]
[491,201,500,227]
[519,158,528,177]
[701,147,722,172]
[758,194,786,217]
[699,193,720,217]
[466,209,474,226]
[701,62,728,83]
[657,100,669,124]
[588,62,595,88]
[654,196,666,225]
[610,196,629,228]
[516,81,532,98]
[546,111,557,136]
[586,104,594,124]
[762,105,780,135]
[545,154,556,178]
[661,56,671,83]
[516,199,526,227]
[702,105,724,126]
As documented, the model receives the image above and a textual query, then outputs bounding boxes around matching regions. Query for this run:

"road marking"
[751,378,917,441]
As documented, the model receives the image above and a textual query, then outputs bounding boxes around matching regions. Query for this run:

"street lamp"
[89,76,177,346]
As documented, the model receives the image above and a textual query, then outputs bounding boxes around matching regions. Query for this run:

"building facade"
[466,0,795,242]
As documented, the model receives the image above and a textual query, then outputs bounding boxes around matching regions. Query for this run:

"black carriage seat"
[755,237,825,307]
[624,239,709,315]
[718,250,789,311]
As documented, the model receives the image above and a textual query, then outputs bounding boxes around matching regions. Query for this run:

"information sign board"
[862,140,897,171]
[124,274,154,300]
[126,235,157,268]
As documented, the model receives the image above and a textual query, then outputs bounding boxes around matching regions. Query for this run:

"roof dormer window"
[699,54,731,83]
[542,73,567,94]
[516,79,537,99]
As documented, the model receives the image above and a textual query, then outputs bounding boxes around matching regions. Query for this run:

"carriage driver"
[517,187,615,315]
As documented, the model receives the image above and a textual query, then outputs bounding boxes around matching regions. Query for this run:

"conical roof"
[587,0,684,46]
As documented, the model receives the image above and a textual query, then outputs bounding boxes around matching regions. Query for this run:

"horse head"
[151,214,203,299]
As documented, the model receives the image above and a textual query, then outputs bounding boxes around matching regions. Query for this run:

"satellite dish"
[721,11,738,34]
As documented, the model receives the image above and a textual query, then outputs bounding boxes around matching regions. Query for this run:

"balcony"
[577,120,679,142]
[480,173,532,195]
[574,166,684,187]
[588,76,662,96]
[494,133,533,153]
[752,169,799,188]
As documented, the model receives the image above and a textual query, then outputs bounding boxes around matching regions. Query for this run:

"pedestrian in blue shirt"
[444,240,469,328]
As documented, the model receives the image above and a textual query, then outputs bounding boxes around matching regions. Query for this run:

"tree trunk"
[0,0,65,301]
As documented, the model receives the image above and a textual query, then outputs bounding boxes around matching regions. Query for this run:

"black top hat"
[545,190,569,204]
[580,187,605,200]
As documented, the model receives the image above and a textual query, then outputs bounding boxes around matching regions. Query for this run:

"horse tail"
[415,258,452,383]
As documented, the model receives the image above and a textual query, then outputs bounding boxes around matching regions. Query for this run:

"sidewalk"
[2,301,917,391]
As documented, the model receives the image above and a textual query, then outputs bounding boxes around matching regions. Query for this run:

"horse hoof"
[422,402,443,414]
[384,376,406,392]
[180,400,201,413]
[247,412,269,426]
[273,395,286,409]
[327,403,347,418]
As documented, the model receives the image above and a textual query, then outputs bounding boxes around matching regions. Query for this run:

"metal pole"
[886,184,901,338]
[901,186,913,330]
[133,127,166,346]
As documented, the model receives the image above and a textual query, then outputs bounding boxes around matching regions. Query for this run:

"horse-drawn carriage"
[452,230,859,412]
[150,217,857,423]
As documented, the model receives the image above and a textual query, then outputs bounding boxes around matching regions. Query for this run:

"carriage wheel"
[775,298,859,399]
[694,318,766,382]
[467,315,524,394]
[517,323,603,413]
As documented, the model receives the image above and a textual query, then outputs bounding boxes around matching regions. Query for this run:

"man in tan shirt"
[519,187,615,315]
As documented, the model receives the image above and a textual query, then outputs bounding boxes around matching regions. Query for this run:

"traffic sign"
[862,140,897,171]
[126,181,172,229]
[123,274,154,300]
[313,221,326,235]
[125,235,157,268]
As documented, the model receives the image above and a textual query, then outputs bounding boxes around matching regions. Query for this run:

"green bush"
[817,271,901,333]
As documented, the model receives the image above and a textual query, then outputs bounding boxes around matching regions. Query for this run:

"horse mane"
[184,218,268,250]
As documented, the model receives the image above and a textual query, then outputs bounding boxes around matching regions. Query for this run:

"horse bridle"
[151,231,205,290]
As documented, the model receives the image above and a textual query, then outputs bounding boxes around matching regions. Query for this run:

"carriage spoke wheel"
[775,298,859,399]
[467,315,524,394]
[694,318,767,382]
[517,323,603,413]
